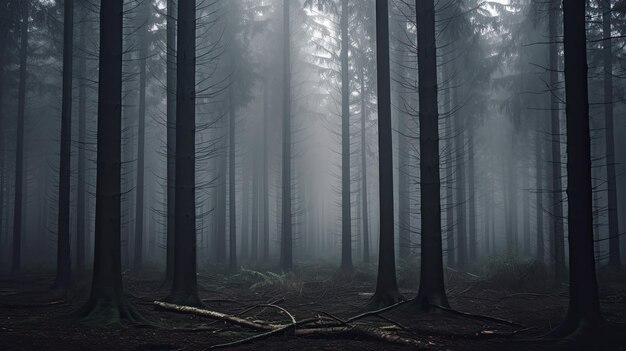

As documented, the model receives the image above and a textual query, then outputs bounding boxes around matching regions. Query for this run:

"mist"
[0,0,625,350]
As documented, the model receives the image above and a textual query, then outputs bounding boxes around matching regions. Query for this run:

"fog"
[0,0,625,348]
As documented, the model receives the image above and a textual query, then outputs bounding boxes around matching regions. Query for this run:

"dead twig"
[430,304,525,327]
[345,298,412,324]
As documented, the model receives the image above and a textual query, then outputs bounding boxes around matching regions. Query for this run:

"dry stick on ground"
[154,300,430,349]
[430,304,524,327]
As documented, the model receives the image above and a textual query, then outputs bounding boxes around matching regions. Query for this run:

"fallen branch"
[154,301,280,331]
[157,301,430,349]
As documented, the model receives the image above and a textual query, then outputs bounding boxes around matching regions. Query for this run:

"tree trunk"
[549,0,604,342]
[536,116,544,263]
[444,64,455,267]
[12,0,29,273]
[453,83,466,267]
[468,133,477,262]
[0,0,12,253]
[79,0,143,324]
[134,0,149,268]
[262,76,270,262]
[216,134,227,263]
[601,0,621,266]
[54,0,74,291]
[507,138,518,255]
[393,9,410,263]
[340,0,352,271]
[549,0,565,278]
[134,2,150,268]
[368,0,402,309]
[359,63,370,264]
[280,0,292,272]
[523,155,530,256]
[166,0,201,306]
[411,0,449,311]
[228,91,237,273]
[241,159,250,262]
[76,1,88,271]
[164,0,176,286]
[250,153,259,262]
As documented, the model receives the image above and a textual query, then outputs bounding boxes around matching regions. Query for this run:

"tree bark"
[523,154,530,256]
[280,0,293,272]
[549,0,565,278]
[359,63,370,264]
[54,0,74,290]
[536,115,545,263]
[134,0,149,268]
[340,0,352,271]
[166,0,201,306]
[241,159,250,262]
[444,64,455,267]
[262,76,270,262]
[601,0,621,266]
[164,0,177,286]
[412,0,449,311]
[79,0,143,325]
[250,154,259,262]
[228,91,237,273]
[468,133,477,262]
[0,0,12,252]
[12,0,29,273]
[368,0,402,309]
[76,0,88,271]
[549,0,603,341]
[453,80,466,267]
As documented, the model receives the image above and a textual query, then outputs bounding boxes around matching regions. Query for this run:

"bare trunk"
[164,0,177,285]
[369,0,402,309]
[359,64,370,264]
[79,0,142,324]
[412,0,449,311]
[549,0,565,278]
[453,83,466,267]
[550,0,603,340]
[228,92,237,273]
[536,115,545,262]
[12,1,29,273]
[602,0,621,266]
[166,0,201,306]
[340,0,352,271]
[134,1,149,268]
[54,0,74,290]
[76,2,88,271]
[280,0,292,272]
[262,77,270,262]
[468,134,476,262]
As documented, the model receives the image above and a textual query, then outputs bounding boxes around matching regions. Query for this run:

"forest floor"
[0,260,625,351]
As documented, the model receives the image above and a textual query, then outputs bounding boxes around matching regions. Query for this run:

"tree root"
[79,292,149,327]
[430,304,524,327]
[529,317,625,350]
[0,300,67,309]
[366,290,405,310]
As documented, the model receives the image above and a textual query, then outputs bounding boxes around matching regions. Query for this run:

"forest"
[0,0,625,350]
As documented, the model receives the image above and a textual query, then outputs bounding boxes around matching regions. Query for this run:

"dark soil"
[1,263,625,351]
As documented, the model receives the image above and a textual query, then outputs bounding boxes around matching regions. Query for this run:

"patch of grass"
[477,256,549,292]
[234,268,303,291]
